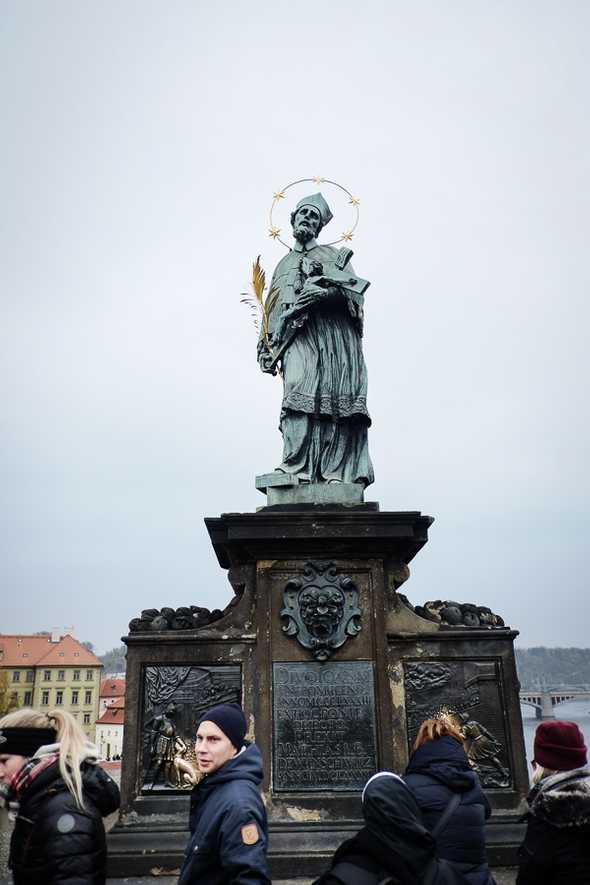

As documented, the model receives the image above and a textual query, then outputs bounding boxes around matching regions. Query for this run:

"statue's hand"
[293,283,327,310]
[257,344,277,375]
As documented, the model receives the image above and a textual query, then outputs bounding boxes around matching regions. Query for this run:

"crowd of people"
[0,703,588,884]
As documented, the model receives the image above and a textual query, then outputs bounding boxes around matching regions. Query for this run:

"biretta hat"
[294,193,333,226]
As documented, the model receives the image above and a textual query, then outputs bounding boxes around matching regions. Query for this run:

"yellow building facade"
[0,633,103,743]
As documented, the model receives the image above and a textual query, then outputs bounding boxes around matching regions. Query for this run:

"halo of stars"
[268,176,361,249]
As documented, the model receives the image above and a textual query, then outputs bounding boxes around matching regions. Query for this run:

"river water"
[520,699,590,764]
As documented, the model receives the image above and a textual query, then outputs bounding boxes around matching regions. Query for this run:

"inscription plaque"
[273,661,377,792]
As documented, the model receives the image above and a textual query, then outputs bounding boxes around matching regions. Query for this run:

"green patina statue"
[257,193,374,491]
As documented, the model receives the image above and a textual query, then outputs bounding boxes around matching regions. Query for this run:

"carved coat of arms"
[280,561,362,661]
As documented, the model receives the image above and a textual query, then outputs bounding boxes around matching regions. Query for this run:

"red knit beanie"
[533,720,587,771]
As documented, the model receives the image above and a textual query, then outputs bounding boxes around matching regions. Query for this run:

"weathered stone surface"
[402,595,507,629]
[256,471,299,491]
[205,509,434,568]
[267,482,364,507]
[128,604,229,633]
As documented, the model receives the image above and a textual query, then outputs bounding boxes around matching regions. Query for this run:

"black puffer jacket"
[405,736,493,885]
[9,759,120,885]
[517,766,590,885]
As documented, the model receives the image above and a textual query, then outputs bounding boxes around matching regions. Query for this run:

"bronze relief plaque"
[140,664,241,792]
[272,661,377,792]
[403,659,511,789]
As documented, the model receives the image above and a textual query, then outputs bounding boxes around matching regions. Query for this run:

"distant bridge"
[520,688,590,719]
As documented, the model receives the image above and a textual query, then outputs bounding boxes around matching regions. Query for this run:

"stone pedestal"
[108,505,528,878]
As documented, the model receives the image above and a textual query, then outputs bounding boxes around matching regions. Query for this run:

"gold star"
[349,196,360,206]
[313,175,325,184]
[341,230,354,241]
[273,191,285,200]
[268,226,281,239]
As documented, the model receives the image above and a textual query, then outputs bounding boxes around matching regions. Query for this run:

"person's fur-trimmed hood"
[528,767,590,829]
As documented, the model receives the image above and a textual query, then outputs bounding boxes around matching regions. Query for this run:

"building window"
[85,690,92,705]
[74,652,80,657]
[24,691,32,705]
[58,670,65,681]
[73,670,80,681]
[44,670,51,681]
[41,690,50,705]
[83,713,91,725]
[26,670,34,682]
[86,670,93,681]
[12,671,20,682]
[56,690,63,705]
[72,690,79,705]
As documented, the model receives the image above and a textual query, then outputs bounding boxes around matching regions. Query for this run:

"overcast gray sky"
[2,1,588,653]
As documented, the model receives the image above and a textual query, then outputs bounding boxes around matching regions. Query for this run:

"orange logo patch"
[241,822,260,845]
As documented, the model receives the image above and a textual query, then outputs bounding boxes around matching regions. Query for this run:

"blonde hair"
[0,707,90,808]
[413,716,465,752]
[531,763,556,786]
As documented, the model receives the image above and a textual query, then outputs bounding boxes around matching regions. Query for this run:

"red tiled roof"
[0,634,102,668]
[100,677,126,697]
[97,707,125,725]
[105,697,125,709]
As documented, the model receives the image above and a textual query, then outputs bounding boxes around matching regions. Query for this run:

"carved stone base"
[266,481,365,507]
[111,505,528,878]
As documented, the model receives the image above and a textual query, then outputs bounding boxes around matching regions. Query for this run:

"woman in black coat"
[517,719,590,885]
[313,772,469,885]
[0,707,120,885]
[404,718,494,885]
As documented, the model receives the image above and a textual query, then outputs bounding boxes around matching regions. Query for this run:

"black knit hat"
[0,727,57,757]
[197,703,247,750]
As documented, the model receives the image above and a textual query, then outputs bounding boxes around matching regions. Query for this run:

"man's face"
[0,753,27,785]
[292,205,321,243]
[195,720,236,774]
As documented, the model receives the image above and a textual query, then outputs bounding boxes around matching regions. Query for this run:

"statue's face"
[293,205,322,243]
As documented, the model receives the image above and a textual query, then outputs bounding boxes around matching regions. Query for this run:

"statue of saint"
[257,193,374,488]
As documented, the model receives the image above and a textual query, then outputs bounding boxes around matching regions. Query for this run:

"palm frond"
[252,256,266,305]
[240,258,280,354]
[265,285,280,317]
[261,284,280,339]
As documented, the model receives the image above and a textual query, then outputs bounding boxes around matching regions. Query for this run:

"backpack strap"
[430,792,461,838]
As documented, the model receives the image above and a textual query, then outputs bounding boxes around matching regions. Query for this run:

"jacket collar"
[529,766,590,828]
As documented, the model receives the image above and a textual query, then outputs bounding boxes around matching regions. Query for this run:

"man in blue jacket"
[178,702,270,885]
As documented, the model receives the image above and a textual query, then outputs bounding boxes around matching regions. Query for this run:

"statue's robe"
[266,238,374,486]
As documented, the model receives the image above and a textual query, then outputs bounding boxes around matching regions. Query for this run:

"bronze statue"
[257,193,373,489]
